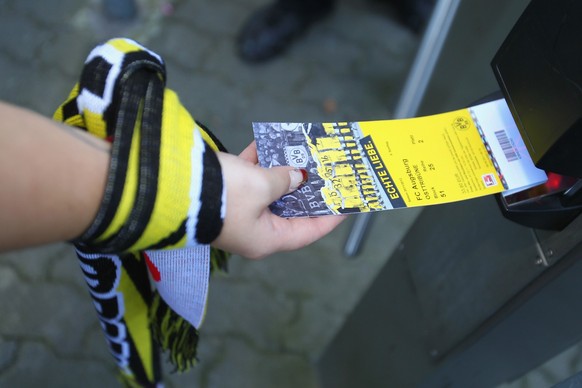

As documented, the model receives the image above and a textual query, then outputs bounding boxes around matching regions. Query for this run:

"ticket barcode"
[494,129,519,162]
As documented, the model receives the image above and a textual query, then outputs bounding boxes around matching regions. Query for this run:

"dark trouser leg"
[236,0,336,63]
[278,0,335,16]
[390,0,436,33]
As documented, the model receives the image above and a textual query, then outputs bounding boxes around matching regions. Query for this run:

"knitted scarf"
[53,38,229,387]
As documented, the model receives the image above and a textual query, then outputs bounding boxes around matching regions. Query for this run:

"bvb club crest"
[452,116,471,131]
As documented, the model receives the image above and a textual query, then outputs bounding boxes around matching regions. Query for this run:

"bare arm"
[0,102,343,256]
[0,101,110,250]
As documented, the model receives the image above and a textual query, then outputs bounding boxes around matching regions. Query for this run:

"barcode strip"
[494,129,519,162]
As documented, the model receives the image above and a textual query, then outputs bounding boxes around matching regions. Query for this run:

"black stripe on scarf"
[81,57,112,107]
[61,99,80,123]
[147,219,187,250]
[79,72,149,252]
[121,253,154,309]
[109,71,164,251]
[196,120,228,153]
[86,71,164,253]
[76,51,167,252]
[119,316,162,387]
[72,57,125,243]
[119,253,162,386]
[73,57,141,245]
[195,142,224,244]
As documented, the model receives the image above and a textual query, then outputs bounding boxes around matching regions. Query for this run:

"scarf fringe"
[210,247,229,274]
[148,248,229,373]
[150,292,200,372]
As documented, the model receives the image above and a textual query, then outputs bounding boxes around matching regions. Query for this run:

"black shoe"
[390,0,436,33]
[236,1,334,63]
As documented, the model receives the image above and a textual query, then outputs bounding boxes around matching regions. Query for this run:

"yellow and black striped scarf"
[54,38,228,387]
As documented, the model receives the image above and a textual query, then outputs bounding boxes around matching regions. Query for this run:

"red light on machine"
[546,172,564,191]
[503,172,578,206]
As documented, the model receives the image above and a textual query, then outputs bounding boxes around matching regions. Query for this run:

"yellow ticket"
[253,98,546,217]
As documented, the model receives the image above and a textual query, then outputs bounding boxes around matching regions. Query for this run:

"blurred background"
[1,0,582,387]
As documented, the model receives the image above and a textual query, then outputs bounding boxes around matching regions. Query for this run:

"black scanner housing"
[491,0,582,229]
[492,0,582,178]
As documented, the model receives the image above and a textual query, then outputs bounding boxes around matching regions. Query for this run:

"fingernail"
[289,168,308,191]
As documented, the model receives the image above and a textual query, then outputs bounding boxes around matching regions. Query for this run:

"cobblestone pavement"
[0,0,422,386]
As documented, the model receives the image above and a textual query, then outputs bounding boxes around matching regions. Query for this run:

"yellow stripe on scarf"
[131,89,193,250]
[119,260,156,383]
[97,107,141,242]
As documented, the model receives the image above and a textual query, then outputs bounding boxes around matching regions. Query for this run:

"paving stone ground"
[0,0,422,386]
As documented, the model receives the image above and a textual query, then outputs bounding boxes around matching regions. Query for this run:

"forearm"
[0,102,110,251]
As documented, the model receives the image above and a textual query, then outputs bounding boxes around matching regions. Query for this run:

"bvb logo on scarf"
[54,38,229,387]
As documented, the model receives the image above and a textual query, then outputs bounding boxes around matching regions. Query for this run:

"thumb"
[263,167,308,201]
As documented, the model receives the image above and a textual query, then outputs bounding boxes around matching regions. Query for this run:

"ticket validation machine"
[493,0,582,230]
[318,0,582,387]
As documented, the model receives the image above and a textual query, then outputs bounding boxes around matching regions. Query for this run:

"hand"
[212,142,345,259]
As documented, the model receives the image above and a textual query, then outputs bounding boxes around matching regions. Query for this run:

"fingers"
[237,141,308,199]
[239,214,346,260]
[219,150,307,202]
[214,148,345,260]
[272,215,346,253]
[287,169,309,193]
[261,166,308,202]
